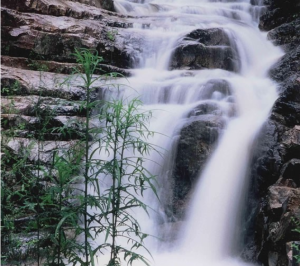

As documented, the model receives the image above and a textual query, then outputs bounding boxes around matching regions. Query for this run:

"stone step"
[1,6,134,68]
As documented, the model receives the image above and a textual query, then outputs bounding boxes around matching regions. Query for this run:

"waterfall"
[96,0,284,265]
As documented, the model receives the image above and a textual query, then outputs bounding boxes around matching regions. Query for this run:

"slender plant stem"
[58,176,62,266]
[84,84,91,266]
[110,117,119,263]
[36,101,41,266]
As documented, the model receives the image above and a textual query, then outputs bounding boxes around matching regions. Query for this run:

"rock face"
[243,0,300,265]
[69,0,115,11]
[1,6,133,69]
[172,114,224,218]
[169,79,234,219]
[170,28,240,72]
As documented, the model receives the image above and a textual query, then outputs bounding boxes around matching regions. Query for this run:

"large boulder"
[170,88,231,218]
[171,114,224,218]
[170,28,240,72]
[169,79,234,219]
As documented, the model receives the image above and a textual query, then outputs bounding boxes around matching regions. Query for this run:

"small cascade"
[94,0,284,265]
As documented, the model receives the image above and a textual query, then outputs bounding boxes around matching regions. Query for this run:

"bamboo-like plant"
[69,48,160,266]
[99,98,159,266]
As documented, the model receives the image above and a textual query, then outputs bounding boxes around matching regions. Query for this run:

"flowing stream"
[96,0,283,265]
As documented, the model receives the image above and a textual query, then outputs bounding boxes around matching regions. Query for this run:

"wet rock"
[188,102,220,117]
[280,159,300,187]
[249,120,285,192]
[170,45,238,71]
[170,28,240,72]
[1,56,131,77]
[172,114,224,218]
[1,66,88,100]
[189,101,235,118]
[242,120,286,262]
[281,162,300,187]
[244,2,300,263]
[254,187,300,265]
[200,79,231,100]
[1,7,133,68]
[269,47,300,83]
[267,186,296,220]
[1,0,122,19]
[259,0,300,31]
[268,18,300,51]
[1,114,86,141]
[271,76,300,127]
[1,96,86,116]
[1,0,32,12]
[54,0,115,11]
[99,0,115,11]
[1,65,120,100]
[184,28,231,46]
[260,8,289,32]
[68,0,115,11]
[269,208,300,244]
[4,138,78,165]
[268,251,279,266]
[281,125,300,161]
[1,56,78,74]
[246,123,300,213]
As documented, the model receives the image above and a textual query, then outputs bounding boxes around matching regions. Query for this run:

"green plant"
[107,30,118,42]
[1,142,39,264]
[1,80,21,96]
[27,51,49,72]
[1,47,159,266]
[40,150,82,266]
[292,220,300,263]
[28,60,49,72]
[67,48,159,266]
[292,243,300,263]
[100,98,159,266]
[1,76,62,265]
[1,79,36,264]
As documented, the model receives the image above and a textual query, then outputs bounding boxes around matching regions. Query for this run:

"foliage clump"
[1,48,159,266]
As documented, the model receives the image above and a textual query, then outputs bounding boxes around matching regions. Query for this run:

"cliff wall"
[244,1,300,265]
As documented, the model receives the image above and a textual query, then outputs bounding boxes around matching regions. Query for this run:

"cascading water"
[95,0,284,265]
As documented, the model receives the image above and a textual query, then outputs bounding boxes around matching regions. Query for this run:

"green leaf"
[55,213,75,238]
[105,225,111,242]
